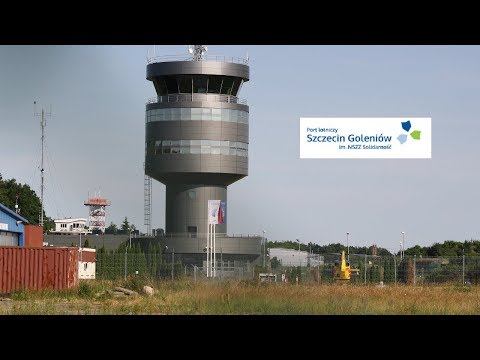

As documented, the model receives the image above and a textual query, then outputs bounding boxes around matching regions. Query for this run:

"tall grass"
[2,281,480,314]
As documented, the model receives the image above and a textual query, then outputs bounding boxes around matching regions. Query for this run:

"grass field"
[1,279,479,315]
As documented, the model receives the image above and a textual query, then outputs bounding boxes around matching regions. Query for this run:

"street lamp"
[346,232,350,261]
[129,227,134,248]
[401,232,405,259]
[262,230,266,268]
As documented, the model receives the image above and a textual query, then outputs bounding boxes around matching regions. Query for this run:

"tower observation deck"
[145,46,250,238]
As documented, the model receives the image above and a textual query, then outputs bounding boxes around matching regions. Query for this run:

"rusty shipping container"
[24,225,44,247]
[0,246,79,294]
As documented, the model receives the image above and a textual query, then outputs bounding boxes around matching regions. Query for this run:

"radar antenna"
[188,45,208,61]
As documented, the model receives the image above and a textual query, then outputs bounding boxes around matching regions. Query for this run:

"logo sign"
[208,200,226,225]
[300,118,431,159]
[0,223,8,231]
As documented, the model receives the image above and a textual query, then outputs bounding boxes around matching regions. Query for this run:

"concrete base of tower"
[165,184,227,236]
[131,234,262,267]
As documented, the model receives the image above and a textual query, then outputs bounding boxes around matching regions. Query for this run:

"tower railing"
[147,54,249,65]
[161,232,261,238]
[147,93,247,105]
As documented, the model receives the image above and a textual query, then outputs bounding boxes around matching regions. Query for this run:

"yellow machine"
[333,250,359,282]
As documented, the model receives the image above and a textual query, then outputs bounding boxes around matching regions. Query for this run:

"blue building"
[0,203,29,246]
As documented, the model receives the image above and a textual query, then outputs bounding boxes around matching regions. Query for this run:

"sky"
[1,45,480,252]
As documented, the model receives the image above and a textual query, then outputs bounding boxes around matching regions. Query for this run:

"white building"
[269,248,324,267]
[51,218,92,235]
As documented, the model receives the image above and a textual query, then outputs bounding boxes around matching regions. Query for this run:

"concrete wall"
[44,233,130,250]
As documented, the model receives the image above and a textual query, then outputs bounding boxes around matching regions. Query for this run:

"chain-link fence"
[270,253,480,285]
[95,251,480,284]
[96,252,255,281]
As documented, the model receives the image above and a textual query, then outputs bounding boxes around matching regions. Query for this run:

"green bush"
[78,281,96,298]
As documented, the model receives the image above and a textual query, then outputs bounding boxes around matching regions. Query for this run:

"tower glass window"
[178,75,193,93]
[193,75,208,93]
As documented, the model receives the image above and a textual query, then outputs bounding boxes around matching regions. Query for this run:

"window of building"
[152,139,248,157]
[231,79,242,96]
[147,108,248,124]
[207,75,222,93]
[187,226,197,238]
[154,78,168,95]
[193,75,208,93]
[155,141,162,155]
[220,77,234,95]
[178,75,193,93]
[164,76,179,94]
[212,108,221,121]
[191,108,202,121]
[146,141,155,156]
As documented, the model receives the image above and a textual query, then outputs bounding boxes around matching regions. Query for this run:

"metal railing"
[147,93,247,105]
[160,232,260,238]
[147,54,249,65]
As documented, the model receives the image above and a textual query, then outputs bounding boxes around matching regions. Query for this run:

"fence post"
[364,251,367,285]
[393,253,397,285]
[413,255,416,285]
[124,246,127,281]
[171,249,174,281]
[463,249,465,285]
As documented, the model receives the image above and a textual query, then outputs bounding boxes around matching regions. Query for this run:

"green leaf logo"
[398,121,421,144]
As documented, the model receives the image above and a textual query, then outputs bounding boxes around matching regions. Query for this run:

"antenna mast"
[188,45,208,61]
[34,101,51,229]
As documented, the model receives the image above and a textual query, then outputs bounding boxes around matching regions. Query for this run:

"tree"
[84,238,90,248]
[270,256,281,269]
[0,173,54,232]
[106,222,118,234]
[121,217,130,232]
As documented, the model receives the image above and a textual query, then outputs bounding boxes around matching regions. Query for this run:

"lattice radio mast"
[34,101,51,228]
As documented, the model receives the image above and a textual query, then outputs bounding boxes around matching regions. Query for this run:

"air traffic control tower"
[145,46,259,264]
